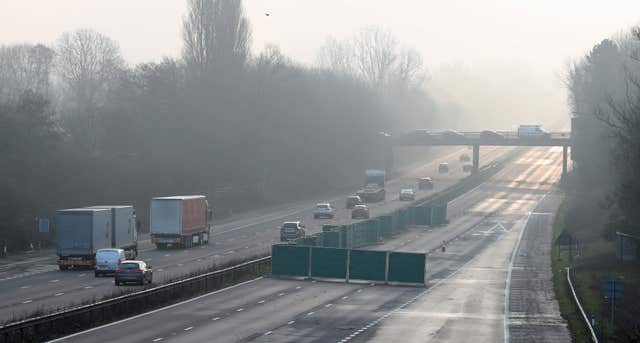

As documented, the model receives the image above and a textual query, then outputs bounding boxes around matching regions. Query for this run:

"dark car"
[346,195,363,209]
[351,204,370,219]
[280,221,305,242]
[418,177,434,190]
[115,261,152,286]
[438,162,449,173]
[459,154,471,162]
[399,188,416,201]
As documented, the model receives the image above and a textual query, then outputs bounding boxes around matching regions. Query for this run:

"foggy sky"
[2,0,640,125]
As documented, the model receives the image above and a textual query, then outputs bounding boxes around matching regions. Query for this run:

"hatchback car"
[399,189,416,201]
[418,177,434,190]
[313,203,335,219]
[280,221,306,241]
[351,204,370,219]
[438,162,449,173]
[345,195,363,209]
[95,248,126,277]
[114,261,152,286]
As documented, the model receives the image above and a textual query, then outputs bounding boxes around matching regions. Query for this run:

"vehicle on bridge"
[418,177,434,190]
[313,203,335,219]
[114,260,153,286]
[56,206,138,271]
[438,162,449,173]
[351,204,370,219]
[357,169,386,202]
[480,130,504,140]
[150,195,212,249]
[517,125,550,138]
[280,221,306,242]
[399,188,416,201]
[345,195,363,209]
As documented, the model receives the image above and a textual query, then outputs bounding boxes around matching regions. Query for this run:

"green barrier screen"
[310,247,347,279]
[379,216,393,237]
[388,251,425,284]
[272,245,310,277]
[349,250,387,281]
[431,203,448,225]
[322,231,341,248]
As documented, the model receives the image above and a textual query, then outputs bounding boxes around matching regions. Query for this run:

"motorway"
[52,147,569,343]
[0,146,513,323]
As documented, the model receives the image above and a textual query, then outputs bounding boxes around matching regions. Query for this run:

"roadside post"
[604,279,622,335]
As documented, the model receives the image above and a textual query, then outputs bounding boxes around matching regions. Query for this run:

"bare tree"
[182,0,251,77]
[0,44,54,101]
[54,29,125,149]
[391,48,426,90]
[353,27,398,86]
[316,37,354,76]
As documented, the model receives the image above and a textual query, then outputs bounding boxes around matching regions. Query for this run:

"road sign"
[604,280,622,300]
[38,218,50,233]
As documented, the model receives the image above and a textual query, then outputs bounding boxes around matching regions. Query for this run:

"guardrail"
[566,267,599,343]
[0,256,271,343]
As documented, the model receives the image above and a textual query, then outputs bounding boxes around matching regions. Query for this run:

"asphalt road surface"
[0,146,513,322]
[52,147,569,343]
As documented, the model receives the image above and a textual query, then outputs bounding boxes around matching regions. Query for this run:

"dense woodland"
[0,0,442,250]
[566,27,640,240]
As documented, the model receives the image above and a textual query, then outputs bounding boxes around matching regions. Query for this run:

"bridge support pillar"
[472,144,480,174]
[562,145,568,180]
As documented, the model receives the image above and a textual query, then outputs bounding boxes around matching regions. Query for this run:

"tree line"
[567,27,640,238]
[0,0,441,251]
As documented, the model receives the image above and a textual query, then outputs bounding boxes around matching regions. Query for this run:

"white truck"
[150,195,212,249]
[517,125,550,138]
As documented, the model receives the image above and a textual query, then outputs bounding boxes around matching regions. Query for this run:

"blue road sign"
[38,218,49,233]
[604,280,623,300]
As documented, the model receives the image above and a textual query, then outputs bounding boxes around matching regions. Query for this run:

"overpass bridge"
[391,130,572,177]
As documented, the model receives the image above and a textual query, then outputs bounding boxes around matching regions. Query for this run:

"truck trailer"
[150,195,212,249]
[56,206,139,270]
[87,205,138,259]
[356,169,386,203]
[56,208,111,270]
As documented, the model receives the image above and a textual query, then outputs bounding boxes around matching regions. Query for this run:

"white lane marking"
[153,338,163,342]
[55,292,64,296]
[156,268,164,272]
[357,289,362,293]
[278,293,285,296]
[78,274,86,277]
[50,279,59,283]
[212,317,220,321]
[295,286,301,289]
[184,326,193,331]
[84,286,93,289]
[20,285,31,289]
[288,321,295,325]
[264,331,273,336]
[307,312,315,316]
[325,303,332,308]
[147,258,153,261]
[48,278,263,342]
[22,299,32,304]
[342,296,348,300]
[236,308,244,312]
[164,254,170,257]
[258,300,265,304]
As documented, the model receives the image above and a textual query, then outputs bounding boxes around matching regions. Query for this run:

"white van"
[95,248,126,277]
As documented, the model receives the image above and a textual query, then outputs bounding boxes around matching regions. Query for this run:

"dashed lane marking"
[152,338,163,342]
[22,299,32,304]
[236,308,244,312]
[55,292,64,296]
[212,317,220,321]
[258,300,265,304]
[264,331,273,336]
[288,321,295,325]
[184,326,193,331]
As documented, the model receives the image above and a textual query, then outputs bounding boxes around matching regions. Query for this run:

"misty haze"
[1,1,639,342]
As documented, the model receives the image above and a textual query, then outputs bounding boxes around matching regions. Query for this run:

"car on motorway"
[480,130,504,140]
[114,260,152,286]
[462,164,473,173]
[459,153,471,162]
[418,177,434,190]
[351,204,370,219]
[95,248,126,277]
[313,203,335,219]
[345,195,363,209]
[399,188,416,201]
[280,221,306,242]
[438,162,449,173]
[441,130,465,140]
